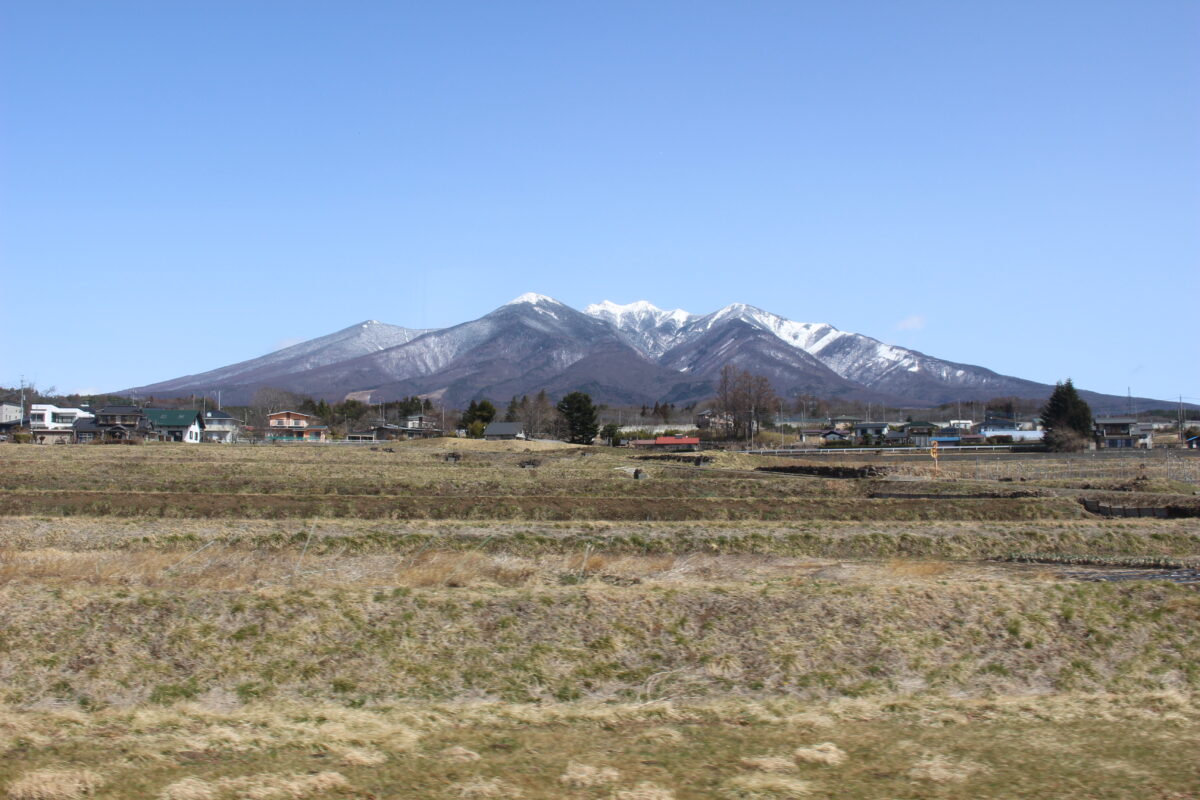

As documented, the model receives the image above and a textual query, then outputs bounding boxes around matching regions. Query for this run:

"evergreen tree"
[556,391,599,444]
[1040,379,1094,451]
[461,400,480,428]
[504,396,521,423]
[475,399,497,425]
[600,423,621,446]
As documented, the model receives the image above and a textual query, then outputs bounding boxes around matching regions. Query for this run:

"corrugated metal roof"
[654,436,699,445]
[143,409,203,428]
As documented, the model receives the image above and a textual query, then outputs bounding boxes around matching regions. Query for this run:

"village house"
[29,403,93,431]
[346,423,411,442]
[94,405,154,441]
[31,428,75,445]
[265,411,329,442]
[483,421,524,441]
[829,415,862,431]
[143,409,206,443]
[72,417,105,443]
[202,409,243,443]
[853,421,890,442]
[395,414,442,438]
[932,426,963,446]
[1094,417,1154,449]
[903,422,939,447]
[694,409,733,430]
[0,402,22,424]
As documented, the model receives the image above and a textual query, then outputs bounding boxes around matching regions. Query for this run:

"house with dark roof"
[853,421,891,443]
[903,422,939,447]
[820,429,853,444]
[144,409,206,443]
[94,406,154,441]
[483,421,524,441]
[72,417,104,443]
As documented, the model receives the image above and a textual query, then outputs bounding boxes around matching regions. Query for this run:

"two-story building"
[853,421,891,443]
[93,406,154,441]
[29,403,94,431]
[202,409,243,443]
[143,409,206,443]
[903,422,939,448]
[265,411,329,441]
[1094,417,1154,449]
[0,402,22,424]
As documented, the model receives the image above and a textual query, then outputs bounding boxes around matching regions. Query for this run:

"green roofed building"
[142,408,206,443]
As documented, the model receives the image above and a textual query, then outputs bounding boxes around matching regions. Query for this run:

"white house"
[29,404,94,430]
[0,402,21,424]
[202,409,243,443]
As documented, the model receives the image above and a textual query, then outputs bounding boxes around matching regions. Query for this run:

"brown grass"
[449,777,522,798]
[720,774,811,798]
[884,559,950,577]
[559,762,621,788]
[791,743,846,766]
[6,769,103,800]
[738,756,797,773]
[156,771,351,800]
[1,445,1197,798]
[608,783,675,800]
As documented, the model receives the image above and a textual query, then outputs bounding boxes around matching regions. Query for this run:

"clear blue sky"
[2,1,1197,403]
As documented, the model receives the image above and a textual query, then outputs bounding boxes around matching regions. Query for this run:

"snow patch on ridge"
[506,292,560,306]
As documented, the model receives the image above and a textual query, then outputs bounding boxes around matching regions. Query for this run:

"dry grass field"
[0,441,1197,798]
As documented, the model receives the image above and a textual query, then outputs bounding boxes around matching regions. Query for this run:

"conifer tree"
[1040,379,1094,451]
[556,391,599,444]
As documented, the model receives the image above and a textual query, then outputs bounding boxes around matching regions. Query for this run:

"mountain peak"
[505,292,562,306]
[584,299,693,324]
[587,299,663,315]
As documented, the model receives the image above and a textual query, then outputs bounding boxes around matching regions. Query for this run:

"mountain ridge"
[121,295,1178,413]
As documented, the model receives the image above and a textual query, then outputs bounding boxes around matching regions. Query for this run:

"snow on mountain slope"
[124,295,1147,410]
[124,320,433,396]
[583,300,696,357]
[587,300,1037,400]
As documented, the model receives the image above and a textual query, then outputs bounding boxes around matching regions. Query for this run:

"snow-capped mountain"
[583,300,1048,403]
[582,300,697,357]
[125,320,432,399]
[122,294,1155,411]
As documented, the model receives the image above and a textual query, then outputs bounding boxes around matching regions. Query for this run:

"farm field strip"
[1,442,1197,799]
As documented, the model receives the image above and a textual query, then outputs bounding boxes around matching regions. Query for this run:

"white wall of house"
[981,429,1044,442]
[0,403,21,423]
[29,404,94,430]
